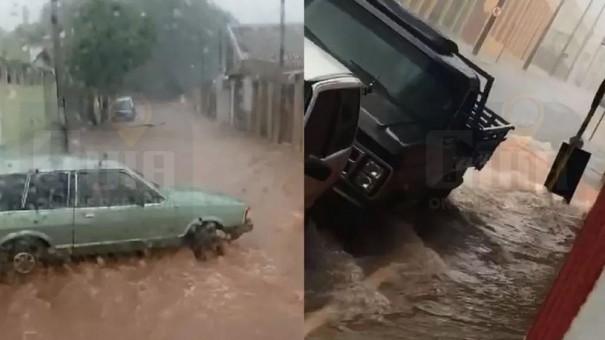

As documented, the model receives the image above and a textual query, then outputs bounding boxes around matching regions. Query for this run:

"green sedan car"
[0,155,253,274]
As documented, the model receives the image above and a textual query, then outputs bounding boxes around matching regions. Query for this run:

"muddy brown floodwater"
[305,165,587,340]
[0,101,303,340]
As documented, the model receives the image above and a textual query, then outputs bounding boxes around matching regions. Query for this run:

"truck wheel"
[189,222,228,261]
[421,173,464,209]
[0,238,48,275]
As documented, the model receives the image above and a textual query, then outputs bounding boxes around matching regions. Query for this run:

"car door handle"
[84,213,95,219]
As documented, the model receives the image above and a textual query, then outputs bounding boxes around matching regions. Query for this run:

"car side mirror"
[305,155,332,181]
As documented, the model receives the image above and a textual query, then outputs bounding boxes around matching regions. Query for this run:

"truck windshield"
[305,0,464,129]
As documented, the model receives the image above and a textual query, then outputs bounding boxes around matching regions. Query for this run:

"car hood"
[162,187,246,207]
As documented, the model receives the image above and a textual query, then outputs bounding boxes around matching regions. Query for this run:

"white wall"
[564,266,605,340]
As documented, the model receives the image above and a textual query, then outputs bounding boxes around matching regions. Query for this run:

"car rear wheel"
[0,238,48,275]
[189,222,228,261]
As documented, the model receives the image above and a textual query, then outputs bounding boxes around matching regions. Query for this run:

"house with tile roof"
[211,23,303,147]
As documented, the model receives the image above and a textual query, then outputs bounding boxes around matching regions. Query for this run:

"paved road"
[0,101,303,340]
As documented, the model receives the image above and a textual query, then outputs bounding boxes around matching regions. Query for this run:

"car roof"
[0,155,126,176]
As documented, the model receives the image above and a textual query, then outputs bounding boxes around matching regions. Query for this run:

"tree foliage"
[122,0,236,97]
[67,0,156,95]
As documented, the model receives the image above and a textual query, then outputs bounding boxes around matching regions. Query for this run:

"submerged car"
[0,156,253,274]
[112,96,137,122]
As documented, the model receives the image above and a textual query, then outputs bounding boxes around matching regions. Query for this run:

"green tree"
[123,0,235,97]
[69,0,156,96]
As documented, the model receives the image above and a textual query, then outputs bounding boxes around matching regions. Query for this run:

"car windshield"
[305,0,464,129]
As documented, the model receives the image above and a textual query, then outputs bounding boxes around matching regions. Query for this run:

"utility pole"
[50,0,68,152]
[564,1,605,82]
[550,0,595,76]
[275,0,285,143]
[523,0,566,71]
[582,37,605,88]
[472,0,507,55]
[589,108,605,141]
[279,0,285,74]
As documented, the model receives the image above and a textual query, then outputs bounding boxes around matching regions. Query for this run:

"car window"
[24,172,70,210]
[77,170,142,207]
[0,174,28,212]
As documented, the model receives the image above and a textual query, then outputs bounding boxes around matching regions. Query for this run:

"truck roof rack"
[367,0,459,55]
[366,0,494,113]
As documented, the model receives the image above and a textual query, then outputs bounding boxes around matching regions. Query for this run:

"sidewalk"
[0,124,66,159]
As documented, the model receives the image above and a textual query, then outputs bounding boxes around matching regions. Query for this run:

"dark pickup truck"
[305,0,514,206]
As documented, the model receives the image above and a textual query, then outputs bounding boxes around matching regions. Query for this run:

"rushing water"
[0,104,304,340]
[305,171,586,339]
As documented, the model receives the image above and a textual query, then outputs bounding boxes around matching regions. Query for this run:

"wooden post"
[256,81,265,137]
[266,82,274,141]
[292,76,303,150]
[272,83,282,143]
[229,80,235,127]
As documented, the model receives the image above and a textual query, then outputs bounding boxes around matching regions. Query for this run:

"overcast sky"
[0,0,303,31]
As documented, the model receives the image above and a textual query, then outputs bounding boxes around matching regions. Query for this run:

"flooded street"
[305,142,589,340]
[0,101,303,340]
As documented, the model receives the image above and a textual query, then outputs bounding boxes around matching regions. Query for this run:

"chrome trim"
[304,76,363,126]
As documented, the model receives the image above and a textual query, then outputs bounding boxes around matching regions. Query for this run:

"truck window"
[305,0,464,130]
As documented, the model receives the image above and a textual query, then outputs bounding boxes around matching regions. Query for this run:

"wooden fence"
[192,73,303,149]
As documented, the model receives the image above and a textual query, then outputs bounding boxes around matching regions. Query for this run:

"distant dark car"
[112,97,136,122]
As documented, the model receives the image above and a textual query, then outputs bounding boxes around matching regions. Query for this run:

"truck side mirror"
[305,155,332,181]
